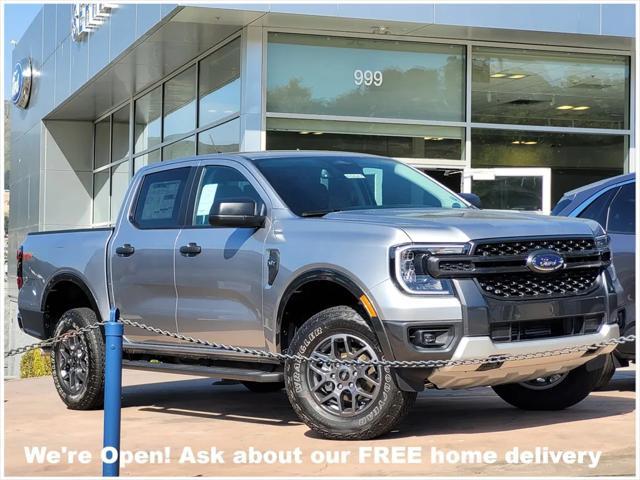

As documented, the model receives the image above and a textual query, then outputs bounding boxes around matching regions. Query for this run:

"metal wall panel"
[54,37,70,106]
[433,4,601,35]
[136,4,163,37]
[42,5,57,61]
[55,3,72,45]
[87,17,111,79]
[110,4,137,60]
[602,4,636,38]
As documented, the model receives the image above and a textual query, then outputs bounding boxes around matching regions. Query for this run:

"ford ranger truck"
[16,152,624,440]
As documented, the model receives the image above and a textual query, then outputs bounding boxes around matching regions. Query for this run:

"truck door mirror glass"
[209,199,266,228]
[458,192,482,209]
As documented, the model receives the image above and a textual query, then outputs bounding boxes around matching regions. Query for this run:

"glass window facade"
[471,129,626,202]
[267,33,465,121]
[93,38,242,224]
[198,118,241,154]
[199,39,241,127]
[163,66,197,142]
[267,118,463,160]
[134,86,162,153]
[472,47,629,129]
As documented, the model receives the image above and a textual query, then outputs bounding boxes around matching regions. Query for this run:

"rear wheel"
[492,361,605,410]
[285,306,416,440]
[51,308,105,410]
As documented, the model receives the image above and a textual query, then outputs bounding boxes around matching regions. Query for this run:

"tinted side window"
[192,166,264,225]
[133,167,191,228]
[578,187,619,228]
[607,183,635,234]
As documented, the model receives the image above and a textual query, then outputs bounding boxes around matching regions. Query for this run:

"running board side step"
[121,360,284,383]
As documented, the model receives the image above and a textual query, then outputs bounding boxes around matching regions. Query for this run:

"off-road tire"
[242,381,285,393]
[594,353,616,390]
[492,361,604,410]
[285,306,416,440]
[51,308,105,410]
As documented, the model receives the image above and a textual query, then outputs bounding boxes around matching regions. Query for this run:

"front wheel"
[285,306,416,440]
[51,308,105,410]
[492,360,605,411]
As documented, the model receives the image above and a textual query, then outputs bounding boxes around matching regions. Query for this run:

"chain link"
[4,321,109,358]
[4,318,635,369]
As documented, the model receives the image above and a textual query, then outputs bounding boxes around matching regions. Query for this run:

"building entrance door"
[463,168,551,214]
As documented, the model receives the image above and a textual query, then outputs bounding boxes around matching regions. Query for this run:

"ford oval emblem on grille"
[527,250,565,273]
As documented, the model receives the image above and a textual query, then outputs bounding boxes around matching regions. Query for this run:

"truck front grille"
[475,238,595,256]
[478,268,600,298]
[426,237,608,300]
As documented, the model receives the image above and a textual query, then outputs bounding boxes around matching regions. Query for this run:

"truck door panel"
[174,164,268,349]
[110,166,193,343]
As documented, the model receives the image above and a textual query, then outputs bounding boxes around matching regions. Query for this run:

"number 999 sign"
[354,69,383,87]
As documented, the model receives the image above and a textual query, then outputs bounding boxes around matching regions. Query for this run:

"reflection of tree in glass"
[267,56,463,121]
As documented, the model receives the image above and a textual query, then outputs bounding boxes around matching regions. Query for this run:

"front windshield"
[253,155,468,216]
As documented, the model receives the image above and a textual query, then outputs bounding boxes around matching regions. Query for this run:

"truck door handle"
[180,243,202,257]
[115,244,135,257]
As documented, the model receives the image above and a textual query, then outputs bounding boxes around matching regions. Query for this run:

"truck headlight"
[595,234,610,249]
[393,244,468,295]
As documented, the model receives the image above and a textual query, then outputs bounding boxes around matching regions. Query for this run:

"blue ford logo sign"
[11,58,32,109]
[527,250,565,273]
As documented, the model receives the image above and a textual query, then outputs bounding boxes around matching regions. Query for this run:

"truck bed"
[18,227,114,338]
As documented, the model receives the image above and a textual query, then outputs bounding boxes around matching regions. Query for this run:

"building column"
[240,25,265,152]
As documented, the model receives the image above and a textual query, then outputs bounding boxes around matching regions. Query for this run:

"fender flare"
[41,271,102,323]
[275,268,395,360]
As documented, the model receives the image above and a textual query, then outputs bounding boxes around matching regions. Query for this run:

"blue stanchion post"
[102,308,123,477]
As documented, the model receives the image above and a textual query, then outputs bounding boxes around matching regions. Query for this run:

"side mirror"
[209,199,266,228]
[459,192,482,209]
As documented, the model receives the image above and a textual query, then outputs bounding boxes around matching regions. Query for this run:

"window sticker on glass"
[196,183,219,216]
[141,180,181,220]
[344,173,365,179]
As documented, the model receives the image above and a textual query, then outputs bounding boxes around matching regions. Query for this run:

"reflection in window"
[93,170,110,224]
[471,129,626,203]
[134,150,161,174]
[164,66,196,142]
[163,136,195,161]
[110,161,130,223]
[267,118,463,160]
[608,184,635,234]
[112,105,130,162]
[199,39,241,127]
[472,47,629,129]
[267,33,465,121]
[197,119,240,154]
[192,166,262,225]
[134,86,162,153]
[94,118,110,169]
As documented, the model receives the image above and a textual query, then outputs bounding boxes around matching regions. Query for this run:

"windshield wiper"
[300,209,344,218]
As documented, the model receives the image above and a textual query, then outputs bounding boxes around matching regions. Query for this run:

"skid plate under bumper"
[426,324,620,389]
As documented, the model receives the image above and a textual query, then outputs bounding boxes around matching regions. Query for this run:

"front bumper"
[426,323,619,389]
[376,268,625,391]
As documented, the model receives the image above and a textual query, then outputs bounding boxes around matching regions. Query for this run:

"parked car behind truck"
[553,173,635,372]
[17,152,625,439]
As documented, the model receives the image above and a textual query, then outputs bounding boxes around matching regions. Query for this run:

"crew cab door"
[174,161,269,349]
[110,165,195,343]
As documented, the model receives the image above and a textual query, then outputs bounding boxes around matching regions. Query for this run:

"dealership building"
[5,3,636,373]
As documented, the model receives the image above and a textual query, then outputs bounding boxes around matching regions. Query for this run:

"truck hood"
[322,208,602,243]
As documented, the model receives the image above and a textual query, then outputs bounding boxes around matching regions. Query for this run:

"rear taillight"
[16,246,24,289]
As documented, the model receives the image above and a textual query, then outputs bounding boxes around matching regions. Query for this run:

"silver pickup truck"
[17,151,625,440]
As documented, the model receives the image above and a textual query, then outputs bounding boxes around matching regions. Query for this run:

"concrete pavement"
[3,367,636,477]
